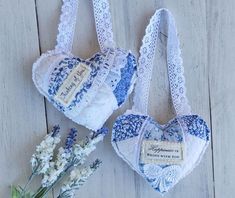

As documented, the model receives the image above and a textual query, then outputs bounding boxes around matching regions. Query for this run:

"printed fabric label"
[141,140,184,165]
[54,63,91,106]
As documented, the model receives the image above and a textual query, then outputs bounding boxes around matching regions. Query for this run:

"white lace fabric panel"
[133,9,191,116]
[55,0,115,53]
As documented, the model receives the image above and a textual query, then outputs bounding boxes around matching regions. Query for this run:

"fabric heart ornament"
[111,9,210,194]
[32,0,137,131]
[112,112,209,193]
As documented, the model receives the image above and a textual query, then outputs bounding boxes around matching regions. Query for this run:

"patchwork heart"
[31,0,138,130]
[32,49,137,130]
[112,111,210,193]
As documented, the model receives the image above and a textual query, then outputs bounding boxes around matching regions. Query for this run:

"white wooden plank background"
[0,0,47,196]
[0,0,234,197]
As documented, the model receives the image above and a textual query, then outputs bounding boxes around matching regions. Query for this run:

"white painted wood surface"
[0,0,233,197]
[0,0,47,196]
[207,1,235,198]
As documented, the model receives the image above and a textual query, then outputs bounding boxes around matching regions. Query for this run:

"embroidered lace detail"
[105,49,128,91]
[139,163,181,194]
[143,164,162,179]
[112,114,147,142]
[93,0,115,52]
[55,0,115,53]
[133,9,191,115]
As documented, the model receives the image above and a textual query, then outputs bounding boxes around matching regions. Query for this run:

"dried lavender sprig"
[72,128,107,167]
[58,159,102,198]
[22,126,61,195]
[34,128,107,197]
[51,125,60,137]
[91,127,109,139]
[41,128,78,187]
[65,128,78,152]
[31,125,61,175]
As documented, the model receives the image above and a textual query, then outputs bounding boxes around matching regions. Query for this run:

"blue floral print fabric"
[112,114,147,142]
[113,53,137,106]
[47,52,137,113]
[48,54,102,112]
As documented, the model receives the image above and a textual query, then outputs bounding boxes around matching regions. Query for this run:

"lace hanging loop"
[133,8,191,116]
[55,0,115,53]
[55,0,79,53]
[92,0,115,52]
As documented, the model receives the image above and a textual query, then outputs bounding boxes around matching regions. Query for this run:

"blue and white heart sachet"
[33,49,137,131]
[112,111,210,193]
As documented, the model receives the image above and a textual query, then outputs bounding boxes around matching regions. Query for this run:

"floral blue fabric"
[48,54,103,112]
[181,115,210,141]
[112,114,147,142]
[112,113,209,143]
[47,51,137,113]
[113,53,137,106]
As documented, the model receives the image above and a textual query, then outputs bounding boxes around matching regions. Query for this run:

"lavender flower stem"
[21,173,35,197]
[33,162,73,198]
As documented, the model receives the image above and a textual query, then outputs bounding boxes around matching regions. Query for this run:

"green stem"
[19,173,35,198]
[33,163,74,198]
[33,187,47,198]
[24,173,34,191]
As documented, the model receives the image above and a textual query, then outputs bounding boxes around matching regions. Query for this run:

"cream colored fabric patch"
[54,63,91,106]
[141,140,184,165]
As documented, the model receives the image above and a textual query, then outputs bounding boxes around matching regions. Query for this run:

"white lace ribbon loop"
[55,0,115,53]
[133,8,191,116]
[92,0,115,52]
